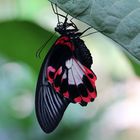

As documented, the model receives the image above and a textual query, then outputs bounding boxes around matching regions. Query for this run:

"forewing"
[35,45,70,133]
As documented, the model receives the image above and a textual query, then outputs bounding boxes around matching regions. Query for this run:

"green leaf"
[49,0,140,62]
[0,20,57,73]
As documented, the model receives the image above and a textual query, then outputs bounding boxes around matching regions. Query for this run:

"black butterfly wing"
[35,44,70,133]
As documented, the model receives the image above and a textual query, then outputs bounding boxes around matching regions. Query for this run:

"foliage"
[0,20,57,73]
[49,0,140,62]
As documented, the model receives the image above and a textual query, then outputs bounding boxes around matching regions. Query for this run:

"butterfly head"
[55,22,66,33]
[55,21,81,37]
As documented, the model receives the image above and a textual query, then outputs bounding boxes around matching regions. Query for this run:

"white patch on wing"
[62,70,67,80]
[71,65,83,85]
[66,59,73,69]
[65,58,87,86]
[76,60,85,72]
[73,59,84,78]
[72,60,84,85]
[68,69,75,85]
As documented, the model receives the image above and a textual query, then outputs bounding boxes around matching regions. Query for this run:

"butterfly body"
[35,10,97,133]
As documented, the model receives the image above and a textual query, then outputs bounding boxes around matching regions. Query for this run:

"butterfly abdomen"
[74,39,93,68]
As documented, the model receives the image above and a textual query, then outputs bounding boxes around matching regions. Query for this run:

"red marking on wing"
[55,36,75,51]
[47,66,56,84]
[54,86,60,93]
[55,36,69,45]
[74,97,82,103]
[63,91,69,98]
[84,66,97,81]
[88,90,97,98]
[82,96,91,102]
[83,66,97,99]
[54,67,62,76]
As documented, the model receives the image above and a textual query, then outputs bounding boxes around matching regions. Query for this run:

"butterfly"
[35,3,97,133]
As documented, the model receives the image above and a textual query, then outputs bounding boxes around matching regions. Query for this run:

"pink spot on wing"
[54,67,63,81]
[55,36,75,51]
[88,90,97,98]
[74,97,82,103]
[83,66,97,87]
[82,96,91,103]
[84,66,96,76]
[46,66,56,84]
[56,67,62,75]
[47,66,56,73]
[55,36,69,45]
[54,86,60,93]
[63,91,69,98]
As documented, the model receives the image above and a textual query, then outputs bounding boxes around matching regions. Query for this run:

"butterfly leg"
[51,3,68,24]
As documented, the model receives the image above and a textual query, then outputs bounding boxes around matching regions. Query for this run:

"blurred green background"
[0,0,140,140]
